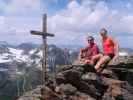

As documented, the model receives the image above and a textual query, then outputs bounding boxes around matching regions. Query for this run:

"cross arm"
[30,30,54,37]
[31,30,43,35]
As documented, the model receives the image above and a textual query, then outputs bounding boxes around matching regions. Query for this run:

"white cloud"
[0,0,44,44]
[49,1,108,32]
[47,0,133,47]
[0,16,5,29]
[0,16,42,44]
[0,0,133,48]
[3,0,43,16]
[120,15,133,33]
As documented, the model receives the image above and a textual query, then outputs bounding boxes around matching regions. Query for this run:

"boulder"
[82,72,97,82]
[57,84,77,95]
[56,69,82,85]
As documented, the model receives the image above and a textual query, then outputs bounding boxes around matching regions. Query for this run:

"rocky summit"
[18,63,133,100]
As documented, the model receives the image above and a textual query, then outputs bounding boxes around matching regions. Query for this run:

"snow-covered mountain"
[0,42,74,99]
[0,42,73,74]
[0,45,39,65]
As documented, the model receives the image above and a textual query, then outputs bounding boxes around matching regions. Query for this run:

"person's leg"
[90,54,103,65]
[94,55,111,72]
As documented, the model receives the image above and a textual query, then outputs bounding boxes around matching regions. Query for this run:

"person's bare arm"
[79,47,88,60]
[111,37,119,60]
[79,48,85,60]
[78,50,82,60]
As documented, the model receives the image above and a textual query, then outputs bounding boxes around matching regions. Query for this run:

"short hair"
[100,28,107,34]
[87,36,94,41]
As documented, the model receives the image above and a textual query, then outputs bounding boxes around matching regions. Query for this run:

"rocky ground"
[18,63,133,100]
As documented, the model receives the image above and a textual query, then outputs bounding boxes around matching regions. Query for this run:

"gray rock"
[82,72,97,81]
[62,69,82,84]
[59,84,77,95]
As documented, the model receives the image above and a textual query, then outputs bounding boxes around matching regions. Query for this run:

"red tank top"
[103,37,115,55]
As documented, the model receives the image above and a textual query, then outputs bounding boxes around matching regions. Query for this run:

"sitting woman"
[79,36,99,64]
[92,28,119,73]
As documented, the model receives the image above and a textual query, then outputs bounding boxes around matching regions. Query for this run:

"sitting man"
[79,36,99,64]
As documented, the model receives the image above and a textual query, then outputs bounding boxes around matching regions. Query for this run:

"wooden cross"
[30,14,54,85]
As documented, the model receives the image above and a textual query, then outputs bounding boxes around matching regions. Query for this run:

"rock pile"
[18,64,133,100]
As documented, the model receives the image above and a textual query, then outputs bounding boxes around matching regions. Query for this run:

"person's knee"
[94,57,106,67]
[94,65,99,70]
[91,56,96,61]
[94,56,111,72]
[97,56,111,67]
[92,54,101,60]
[103,56,111,62]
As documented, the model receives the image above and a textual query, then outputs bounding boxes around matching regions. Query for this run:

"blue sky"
[0,0,133,49]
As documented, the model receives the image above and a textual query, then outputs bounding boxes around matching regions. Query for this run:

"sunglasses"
[88,39,93,41]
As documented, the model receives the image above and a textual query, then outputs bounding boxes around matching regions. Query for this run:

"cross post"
[30,14,54,86]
